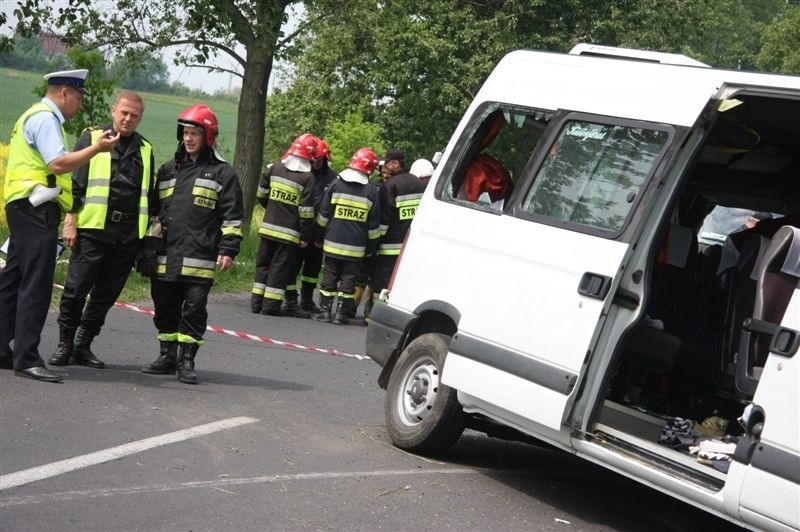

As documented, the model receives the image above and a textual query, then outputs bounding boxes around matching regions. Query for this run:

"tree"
[756,6,800,74]
[110,52,171,92]
[8,0,297,225]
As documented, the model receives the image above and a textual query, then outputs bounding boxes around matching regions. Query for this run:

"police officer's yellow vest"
[76,129,152,238]
[4,102,73,212]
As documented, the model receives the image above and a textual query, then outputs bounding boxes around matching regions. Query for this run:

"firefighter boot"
[71,326,105,368]
[141,341,178,374]
[48,327,76,366]
[354,285,365,307]
[282,291,310,318]
[176,343,199,385]
[333,298,355,325]
[312,295,332,322]
[299,285,320,314]
[260,299,283,316]
[250,293,263,314]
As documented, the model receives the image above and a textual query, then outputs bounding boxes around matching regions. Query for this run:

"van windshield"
[521,121,669,232]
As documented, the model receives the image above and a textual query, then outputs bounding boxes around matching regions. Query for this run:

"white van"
[366,44,800,531]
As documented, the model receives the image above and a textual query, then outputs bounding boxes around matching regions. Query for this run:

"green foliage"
[110,51,172,93]
[324,112,385,173]
[756,6,800,74]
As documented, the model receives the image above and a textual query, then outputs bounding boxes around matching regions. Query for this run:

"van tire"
[384,333,466,454]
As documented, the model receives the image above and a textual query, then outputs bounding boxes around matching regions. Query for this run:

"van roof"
[473,48,800,127]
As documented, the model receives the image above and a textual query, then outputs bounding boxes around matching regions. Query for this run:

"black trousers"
[151,279,210,343]
[253,237,298,303]
[0,200,60,370]
[287,243,323,293]
[319,256,360,298]
[372,255,398,296]
[57,226,139,335]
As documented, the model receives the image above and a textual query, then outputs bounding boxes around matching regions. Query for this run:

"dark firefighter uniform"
[251,160,315,315]
[51,125,156,368]
[151,149,243,354]
[314,175,380,324]
[373,171,425,295]
[284,162,338,313]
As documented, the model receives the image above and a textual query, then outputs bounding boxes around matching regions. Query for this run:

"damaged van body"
[366,44,800,531]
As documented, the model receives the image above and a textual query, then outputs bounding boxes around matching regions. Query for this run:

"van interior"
[595,93,800,487]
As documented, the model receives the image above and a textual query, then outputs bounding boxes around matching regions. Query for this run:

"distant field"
[0,68,239,163]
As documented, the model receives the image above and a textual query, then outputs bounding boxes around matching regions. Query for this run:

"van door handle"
[578,272,612,300]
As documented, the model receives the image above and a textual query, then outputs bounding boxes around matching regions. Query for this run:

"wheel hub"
[399,361,439,425]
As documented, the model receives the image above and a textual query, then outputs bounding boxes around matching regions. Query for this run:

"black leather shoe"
[15,366,64,382]
[72,351,105,369]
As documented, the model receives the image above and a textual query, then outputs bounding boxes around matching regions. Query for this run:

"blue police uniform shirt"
[22,97,68,165]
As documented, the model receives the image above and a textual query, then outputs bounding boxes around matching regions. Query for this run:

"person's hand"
[314,241,322,248]
[217,254,233,272]
[62,212,78,249]
[94,129,120,152]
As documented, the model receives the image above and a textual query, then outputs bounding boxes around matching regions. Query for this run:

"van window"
[521,121,669,232]
[442,105,553,209]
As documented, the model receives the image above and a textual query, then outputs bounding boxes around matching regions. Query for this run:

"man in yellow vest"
[49,90,156,370]
[0,69,119,382]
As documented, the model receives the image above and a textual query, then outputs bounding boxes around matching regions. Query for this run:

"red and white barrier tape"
[52,284,370,361]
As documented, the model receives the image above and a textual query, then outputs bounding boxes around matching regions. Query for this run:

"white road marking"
[0,467,492,507]
[0,416,259,491]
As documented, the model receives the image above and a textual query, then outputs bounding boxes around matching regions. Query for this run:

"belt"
[108,210,137,222]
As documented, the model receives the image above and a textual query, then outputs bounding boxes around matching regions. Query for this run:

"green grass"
[1,67,261,304]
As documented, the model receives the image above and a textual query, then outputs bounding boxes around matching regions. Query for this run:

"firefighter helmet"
[287,133,318,161]
[177,104,219,147]
[409,158,434,178]
[315,138,331,160]
[348,148,379,174]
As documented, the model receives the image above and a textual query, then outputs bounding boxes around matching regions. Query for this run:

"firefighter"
[140,104,244,384]
[0,68,119,382]
[372,159,426,302]
[251,133,316,316]
[49,90,157,369]
[313,148,381,325]
[282,138,338,315]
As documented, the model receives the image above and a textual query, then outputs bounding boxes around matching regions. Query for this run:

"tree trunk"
[234,45,273,230]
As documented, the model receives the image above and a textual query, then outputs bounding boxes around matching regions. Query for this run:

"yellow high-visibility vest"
[4,102,72,212]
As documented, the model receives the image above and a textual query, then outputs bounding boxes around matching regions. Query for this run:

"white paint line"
[0,416,259,491]
[1,467,493,507]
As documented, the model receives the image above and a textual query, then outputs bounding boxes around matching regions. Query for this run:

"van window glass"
[521,121,669,231]
[442,106,552,209]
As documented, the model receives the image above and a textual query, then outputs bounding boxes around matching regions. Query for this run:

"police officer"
[0,69,119,382]
[49,90,157,369]
[251,133,316,316]
[313,148,381,324]
[140,104,244,384]
[282,138,338,316]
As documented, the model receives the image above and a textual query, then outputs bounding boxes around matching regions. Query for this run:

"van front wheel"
[384,333,466,454]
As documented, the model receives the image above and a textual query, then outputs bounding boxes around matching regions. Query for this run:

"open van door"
[441,112,678,431]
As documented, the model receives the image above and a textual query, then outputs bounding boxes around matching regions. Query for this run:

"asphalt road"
[0,292,745,531]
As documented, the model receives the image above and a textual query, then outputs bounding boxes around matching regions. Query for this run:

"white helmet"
[409,158,434,178]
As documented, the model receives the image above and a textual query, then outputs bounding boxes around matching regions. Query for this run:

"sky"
[1,1,301,94]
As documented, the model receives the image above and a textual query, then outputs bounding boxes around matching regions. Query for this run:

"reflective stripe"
[378,242,403,255]
[263,286,285,300]
[395,193,423,205]
[271,175,303,191]
[337,292,355,299]
[299,205,315,219]
[192,186,219,200]
[251,282,266,295]
[195,178,222,192]
[177,333,203,346]
[180,257,216,279]
[378,224,388,236]
[222,226,243,237]
[323,241,366,258]
[316,213,329,227]
[157,332,179,342]
[269,180,301,206]
[258,222,301,244]
[319,288,337,298]
[368,228,381,239]
[299,275,318,284]
[331,192,372,209]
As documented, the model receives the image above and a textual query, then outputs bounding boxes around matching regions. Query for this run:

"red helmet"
[315,138,331,160]
[177,104,219,147]
[348,148,379,174]
[287,133,318,161]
